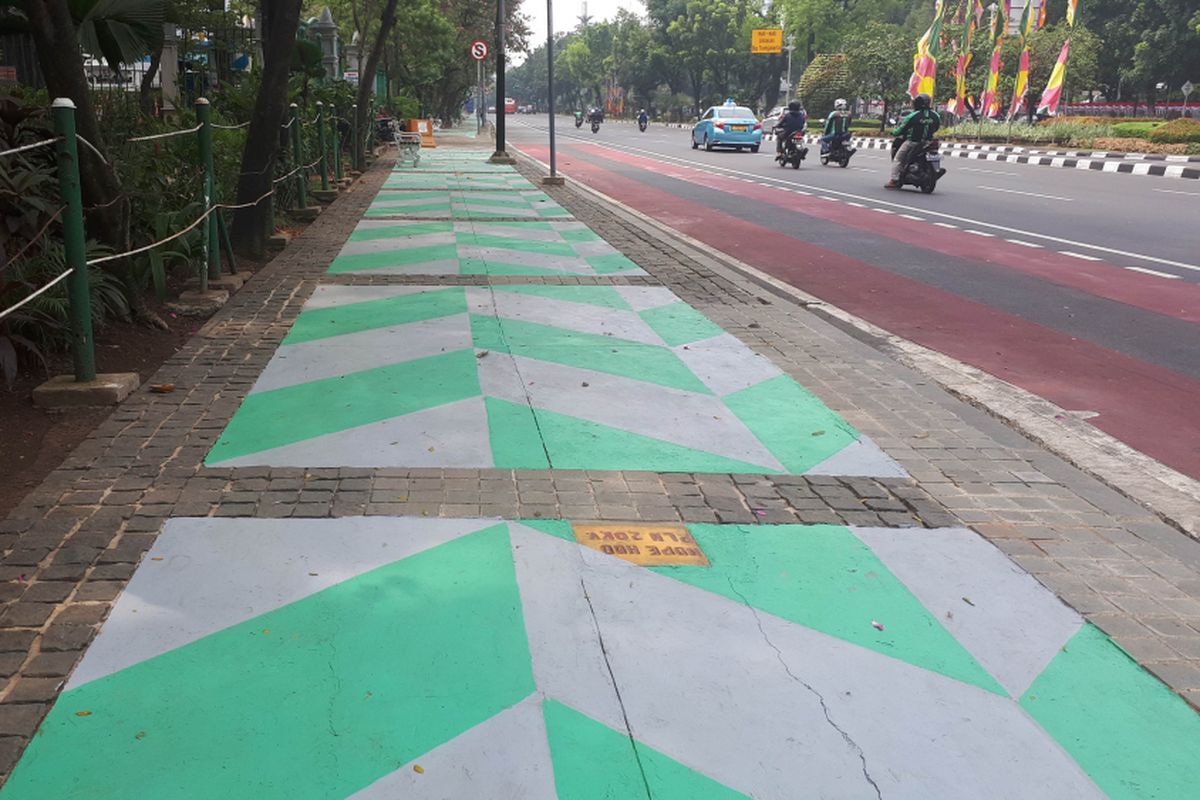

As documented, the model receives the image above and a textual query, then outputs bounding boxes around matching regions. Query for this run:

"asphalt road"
[505,115,1200,480]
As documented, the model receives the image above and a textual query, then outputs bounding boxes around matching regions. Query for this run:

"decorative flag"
[953,0,981,117]
[1007,46,1031,119]
[1019,0,1036,38]
[1067,0,1078,26]
[1036,39,1070,116]
[980,38,1004,117]
[1037,0,1047,30]
[908,0,945,98]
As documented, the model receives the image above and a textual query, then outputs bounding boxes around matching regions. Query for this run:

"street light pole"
[542,0,564,185]
[785,34,796,98]
[490,0,514,163]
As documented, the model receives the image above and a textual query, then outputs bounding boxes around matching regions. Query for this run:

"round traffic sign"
[1183,81,1194,97]
[471,40,489,61]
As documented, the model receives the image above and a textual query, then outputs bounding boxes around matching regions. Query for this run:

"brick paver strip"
[0,142,1198,779]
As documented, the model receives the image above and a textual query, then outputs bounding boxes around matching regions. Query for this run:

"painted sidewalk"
[4,517,1197,799]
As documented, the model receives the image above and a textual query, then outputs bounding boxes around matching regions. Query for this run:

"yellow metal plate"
[572,523,709,567]
[751,28,783,54]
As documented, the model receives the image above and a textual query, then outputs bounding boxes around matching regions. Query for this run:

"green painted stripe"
[1,525,534,800]
[206,349,481,463]
[638,302,725,346]
[463,260,577,278]
[364,203,451,217]
[1021,624,1200,799]
[349,221,453,241]
[559,227,602,242]
[494,285,632,310]
[530,404,778,473]
[327,243,459,274]
[484,397,551,468]
[284,288,466,344]
[587,253,642,274]
[466,233,576,257]
[516,518,575,541]
[722,375,860,473]
[470,221,556,232]
[472,316,712,395]
[652,524,1005,694]
[543,700,749,800]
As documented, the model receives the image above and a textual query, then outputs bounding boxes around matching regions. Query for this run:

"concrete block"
[289,206,321,222]
[166,288,228,316]
[312,189,339,204]
[541,175,565,186]
[33,373,140,408]
[267,232,291,250]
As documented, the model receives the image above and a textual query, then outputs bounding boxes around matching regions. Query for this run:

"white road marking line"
[1124,266,1181,279]
[873,208,895,214]
[960,167,1020,176]
[1061,251,1103,261]
[845,201,865,207]
[793,189,811,195]
[934,222,957,229]
[899,213,924,221]
[819,196,837,201]
[1006,238,1043,248]
[965,229,995,237]
[1153,188,1199,196]
[514,126,1200,273]
[977,185,1074,201]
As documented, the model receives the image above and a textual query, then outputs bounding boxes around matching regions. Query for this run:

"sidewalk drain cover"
[572,522,710,566]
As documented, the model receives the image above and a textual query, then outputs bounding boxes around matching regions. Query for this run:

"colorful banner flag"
[980,38,1005,117]
[1067,0,1078,26]
[1037,0,1047,30]
[1018,0,1036,38]
[1036,39,1070,116]
[953,0,982,117]
[908,0,945,98]
[1007,46,1031,119]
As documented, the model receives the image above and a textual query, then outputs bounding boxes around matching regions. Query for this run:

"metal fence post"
[351,103,360,171]
[332,104,343,182]
[196,97,220,283]
[316,101,329,191]
[290,102,307,209]
[50,98,96,383]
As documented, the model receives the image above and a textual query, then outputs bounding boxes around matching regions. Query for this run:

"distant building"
[1006,0,1045,35]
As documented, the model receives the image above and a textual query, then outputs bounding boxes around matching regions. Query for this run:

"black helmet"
[788,100,801,112]
[914,93,931,109]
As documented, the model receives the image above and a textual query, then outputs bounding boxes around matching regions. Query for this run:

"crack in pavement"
[579,574,655,800]
[726,578,884,800]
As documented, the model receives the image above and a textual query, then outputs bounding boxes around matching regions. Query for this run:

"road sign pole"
[545,0,559,182]
[490,0,511,163]
[1184,81,1195,115]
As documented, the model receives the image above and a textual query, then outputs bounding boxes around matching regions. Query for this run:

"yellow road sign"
[572,523,710,567]
[752,29,783,54]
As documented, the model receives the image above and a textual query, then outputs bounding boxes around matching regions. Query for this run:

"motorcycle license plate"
[729,125,747,131]
[925,154,942,162]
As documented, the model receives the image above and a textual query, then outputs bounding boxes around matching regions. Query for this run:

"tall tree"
[230,0,303,257]
[353,0,399,169]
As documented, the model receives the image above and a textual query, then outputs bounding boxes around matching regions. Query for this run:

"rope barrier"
[0,137,60,159]
[83,192,127,212]
[86,205,216,266]
[271,156,323,184]
[280,117,295,130]
[126,123,203,143]
[0,207,64,272]
[0,267,73,322]
[212,121,250,130]
[75,134,110,165]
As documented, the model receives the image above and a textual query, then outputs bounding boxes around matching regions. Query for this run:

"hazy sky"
[513,0,646,64]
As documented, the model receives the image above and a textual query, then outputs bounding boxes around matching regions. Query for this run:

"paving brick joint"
[0,138,1197,792]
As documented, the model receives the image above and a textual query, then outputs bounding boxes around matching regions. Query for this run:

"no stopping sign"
[471,40,489,61]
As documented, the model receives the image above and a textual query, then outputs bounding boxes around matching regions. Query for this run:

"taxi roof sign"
[751,28,783,54]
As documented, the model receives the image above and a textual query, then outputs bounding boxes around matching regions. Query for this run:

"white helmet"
[834,98,848,111]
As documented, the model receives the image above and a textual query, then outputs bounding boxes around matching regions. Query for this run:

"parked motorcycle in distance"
[774,129,808,169]
[820,137,856,168]
[891,138,946,193]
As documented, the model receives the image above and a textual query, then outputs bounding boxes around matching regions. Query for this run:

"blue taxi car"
[691,100,762,153]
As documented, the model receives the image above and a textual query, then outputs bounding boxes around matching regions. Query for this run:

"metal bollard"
[316,101,329,191]
[50,98,97,383]
[351,103,360,172]
[290,103,307,209]
[332,104,343,182]
[196,97,220,282]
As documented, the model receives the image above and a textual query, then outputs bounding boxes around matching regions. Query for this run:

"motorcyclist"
[774,100,807,154]
[637,108,649,126]
[574,109,584,124]
[886,93,940,189]
[587,106,604,124]
[821,98,854,155]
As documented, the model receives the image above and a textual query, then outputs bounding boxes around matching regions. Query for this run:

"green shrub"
[1111,121,1161,137]
[1149,118,1200,143]
[797,54,854,121]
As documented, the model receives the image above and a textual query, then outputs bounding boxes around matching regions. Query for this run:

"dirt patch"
[1089,137,1193,155]
[0,256,267,520]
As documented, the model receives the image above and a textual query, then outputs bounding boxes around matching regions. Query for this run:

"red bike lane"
[516,141,1200,480]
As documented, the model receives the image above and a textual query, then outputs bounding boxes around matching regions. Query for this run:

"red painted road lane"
[549,142,1200,325]
[518,142,1200,479]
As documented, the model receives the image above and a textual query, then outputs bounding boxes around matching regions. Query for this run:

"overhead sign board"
[470,40,490,61]
[751,29,784,54]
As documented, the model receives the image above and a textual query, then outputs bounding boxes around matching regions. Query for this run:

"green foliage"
[797,53,853,119]
[1111,121,1161,137]
[1149,117,1200,143]
[841,21,911,120]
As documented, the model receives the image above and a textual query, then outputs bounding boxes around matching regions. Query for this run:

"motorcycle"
[590,119,600,134]
[891,138,946,193]
[774,128,808,169]
[574,112,584,129]
[820,135,856,168]
[638,118,648,132]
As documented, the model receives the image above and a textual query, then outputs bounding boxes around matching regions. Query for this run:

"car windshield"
[716,107,756,119]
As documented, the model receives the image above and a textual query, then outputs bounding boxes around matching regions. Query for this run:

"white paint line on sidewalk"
[1060,251,1103,261]
[977,185,1074,202]
[1125,266,1182,279]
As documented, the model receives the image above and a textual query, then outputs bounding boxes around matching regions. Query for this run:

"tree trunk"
[139,44,163,117]
[230,0,303,258]
[22,0,130,266]
[354,0,400,171]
